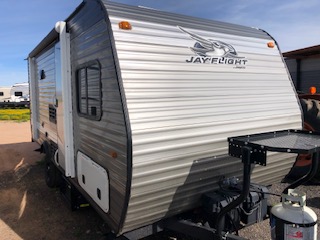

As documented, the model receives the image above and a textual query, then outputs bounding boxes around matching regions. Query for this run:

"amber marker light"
[310,86,317,95]
[267,42,275,48]
[111,151,118,158]
[119,21,132,30]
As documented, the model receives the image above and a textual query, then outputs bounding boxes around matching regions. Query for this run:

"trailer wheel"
[287,99,320,182]
[301,98,320,131]
[104,232,128,240]
[45,160,62,188]
[43,143,62,188]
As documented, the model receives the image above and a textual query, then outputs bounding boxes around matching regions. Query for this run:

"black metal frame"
[213,129,320,240]
[163,217,247,240]
[216,146,252,240]
[229,129,320,155]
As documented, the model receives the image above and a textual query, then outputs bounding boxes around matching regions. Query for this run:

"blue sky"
[0,0,319,86]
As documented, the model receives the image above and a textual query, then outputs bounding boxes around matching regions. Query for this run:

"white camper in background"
[0,87,11,102]
[10,82,29,102]
[28,0,302,238]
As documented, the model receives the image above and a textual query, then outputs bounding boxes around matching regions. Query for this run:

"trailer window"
[0,92,3,96]
[77,61,101,120]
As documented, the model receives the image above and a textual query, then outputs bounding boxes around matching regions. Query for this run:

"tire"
[287,99,320,182]
[43,142,62,188]
[300,98,320,131]
[104,232,129,240]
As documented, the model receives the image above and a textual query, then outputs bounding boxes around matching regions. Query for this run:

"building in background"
[284,45,320,93]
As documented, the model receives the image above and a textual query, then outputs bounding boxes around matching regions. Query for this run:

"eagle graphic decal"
[178,26,247,67]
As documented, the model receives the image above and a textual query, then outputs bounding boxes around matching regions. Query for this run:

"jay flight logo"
[179,26,248,68]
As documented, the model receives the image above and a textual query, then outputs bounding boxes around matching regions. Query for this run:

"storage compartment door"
[77,151,109,213]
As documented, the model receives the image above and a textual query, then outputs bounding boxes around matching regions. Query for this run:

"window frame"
[76,60,102,121]
[15,91,23,97]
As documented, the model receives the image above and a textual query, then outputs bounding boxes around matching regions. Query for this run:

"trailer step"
[60,175,89,211]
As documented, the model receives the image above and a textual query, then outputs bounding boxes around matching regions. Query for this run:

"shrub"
[21,115,30,120]
[0,109,30,121]
[0,115,10,120]
[10,115,21,120]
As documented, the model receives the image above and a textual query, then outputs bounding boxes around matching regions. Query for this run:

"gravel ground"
[239,182,320,239]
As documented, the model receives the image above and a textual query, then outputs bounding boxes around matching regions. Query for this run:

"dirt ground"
[0,121,319,240]
[0,121,108,240]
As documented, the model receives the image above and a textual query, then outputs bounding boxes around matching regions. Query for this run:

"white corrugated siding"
[34,45,58,143]
[106,3,302,234]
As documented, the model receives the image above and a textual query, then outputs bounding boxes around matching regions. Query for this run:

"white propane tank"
[270,189,317,240]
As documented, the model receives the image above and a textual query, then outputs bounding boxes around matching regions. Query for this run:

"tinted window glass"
[77,62,101,120]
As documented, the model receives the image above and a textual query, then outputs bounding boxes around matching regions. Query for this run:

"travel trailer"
[28,1,303,239]
[0,83,29,108]
[10,82,29,102]
[0,87,11,102]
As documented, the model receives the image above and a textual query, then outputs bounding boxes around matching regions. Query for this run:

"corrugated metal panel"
[34,45,57,143]
[299,58,320,92]
[300,70,320,92]
[104,2,269,40]
[285,57,320,92]
[68,1,128,233]
[301,58,320,71]
[284,58,320,93]
[106,2,302,234]
[285,58,297,86]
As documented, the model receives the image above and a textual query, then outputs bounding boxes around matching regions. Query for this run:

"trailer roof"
[29,0,271,59]
[102,0,269,39]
